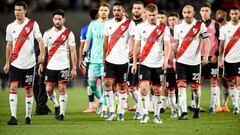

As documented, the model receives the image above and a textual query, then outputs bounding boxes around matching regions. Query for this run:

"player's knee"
[177,81,187,88]
[191,83,199,91]
[153,89,161,96]
[117,83,127,90]
[139,86,149,96]
[10,83,18,92]
[210,79,218,87]
[128,86,136,93]
[46,84,54,93]
[168,90,175,97]
[88,79,97,88]
[58,83,67,95]
[227,80,235,90]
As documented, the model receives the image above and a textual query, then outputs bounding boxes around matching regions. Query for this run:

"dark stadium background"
[0,0,239,88]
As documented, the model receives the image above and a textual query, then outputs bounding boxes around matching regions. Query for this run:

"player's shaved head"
[182,4,195,24]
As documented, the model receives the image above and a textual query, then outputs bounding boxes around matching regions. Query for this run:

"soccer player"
[103,1,135,121]
[199,3,221,113]
[219,6,240,114]
[160,12,180,118]
[79,8,99,113]
[82,2,110,117]
[157,10,168,25]
[39,9,77,120]
[127,1,144,118]
[132,3,170,124]
[215,7,231,112]
[174,5,211,120]
[3,1,45,125]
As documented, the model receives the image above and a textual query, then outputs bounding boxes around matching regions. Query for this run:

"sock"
[215,85,221,106]
[118,90,128,114]
[87,86,94,108]
[47,91,59,107]
[25,95,33,118]
[129,87,138,104]
[222,86,229,106]
[168,90,177,112]
[100,81,108,106]
[191,91,196,108]
[161,96,168,109]
[193,90,201,109]
[59,93,68,116]
[9,92,17,118]
[210,86,217,108]
[178,87,187,113]
[238,90,240,107]
[105,88,115,113]
[88,80,101,99]
[153,94,161,116]
[136,88,142,114]
[141,94,150,115]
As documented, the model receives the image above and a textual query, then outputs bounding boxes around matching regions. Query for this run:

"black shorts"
[45,68,70,84]
[223,61,240,80]
[201,57,218,79]
[9,65,35,88]
[127,64,139,87]
[139,65,164,86]
[166,68,176,88]
[104,61,128,83]
[176,62,200,84]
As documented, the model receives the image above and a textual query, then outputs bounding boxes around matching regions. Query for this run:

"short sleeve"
[104,21,109,36]
[134,25,141,41]
[6,24,12,42]
[163,26,170,41]
[86,22,93,40]
[129,21,136,36]
[43,32,48,47]
[219,26,225,40]
[33,21,42,39]
[200,23,208,39]
[173,25,179,40]
[68,31,76,46]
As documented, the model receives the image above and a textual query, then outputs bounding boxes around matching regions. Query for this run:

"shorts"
[201,57,218,79]
[88,63,104,78]
[176,62,201,84]
[127,64,139,87]
[165,68,176,88]
[223,61,240,80]
[9,65,35,88]
[139,64,164,86]
[104,61,128,83]
[45,68,70,84]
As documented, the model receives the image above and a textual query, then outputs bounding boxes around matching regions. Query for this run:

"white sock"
[161,96,168,109]
[141,94,150,115]
[89,102,94,108]
[9,93,17,118]
[178,87,187,113]
[136,88,142,114]
[168,91,177,112]
[193,90,201,108]
[238,90,240,107]
[25,95,33,118]
[106,90,115,113]
[229,88,238,107]
[210,86,217,108]
[118,91,128,114]
[47,91,59,107]
[59,93,68,116]
[215,86,221,106]
[153,95,161,116]
[130,89,139,104]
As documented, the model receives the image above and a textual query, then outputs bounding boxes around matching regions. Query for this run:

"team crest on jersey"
[157,29,161,35]
[192,28,197,34]
[121,25,126,31]
[25,27,30,33]
[62,34,66,40]
[180,30,183,33]
[143,30,146,33]
[109,27,112,30]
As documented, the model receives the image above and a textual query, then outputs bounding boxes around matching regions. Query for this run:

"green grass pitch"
[0,86,239,135]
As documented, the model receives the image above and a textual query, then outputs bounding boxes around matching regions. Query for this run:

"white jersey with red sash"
[167,28,175,68]
[174,19,208,65]
[219,21,240,63]
[135,22,170,68]
[43,26,75,70]
[104,17,135,64]
[6,18,42,69]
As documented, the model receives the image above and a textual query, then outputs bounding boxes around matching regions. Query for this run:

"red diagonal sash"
[11,19,35,63]
[176,21,202,59]
[47,29,71,63]
[224,26,240,57]
[139,24,166,63]
[107,19,131,56]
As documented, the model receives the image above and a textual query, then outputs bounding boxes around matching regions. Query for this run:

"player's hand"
[70,68,77,80]
[128,51,133,59]
[163,62,168,70]
[211,54,218,63]
[131,64,137,74]
[38,64,43,77]
[38,54,45,64]
[3,64,9,74]
[219,59,224,68]
[202,56,208,65]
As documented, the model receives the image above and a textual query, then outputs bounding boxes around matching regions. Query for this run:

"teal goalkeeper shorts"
[88,63,104,78]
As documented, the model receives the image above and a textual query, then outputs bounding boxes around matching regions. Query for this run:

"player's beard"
[114,15,123,22]
[184,17,192,24]
[217,18,224,23]
[54,24,63,30]
[132,12,141,19]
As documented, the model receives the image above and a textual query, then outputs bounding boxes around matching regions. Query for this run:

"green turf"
[0,86,239,135]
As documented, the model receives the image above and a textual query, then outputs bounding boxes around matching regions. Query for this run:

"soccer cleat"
[101,111,107,118]
[96,102,103,115]
[233,106,239,115]
[128,106,137,111]
[25,117,31,124]
[58,114,64,121]
[187,106,194,112]
[55,106,60,119]
[7,116,18,125]
[193,108,200,119]
[222,105,231,112]
[170,110,178,118]
[140,114,149,124]
[153,115,163,124]
[178,112,188,120]
[118,113,124,121]
[83,107,96,113]
[215,105,222,112]
[106,112,116,121]
[133,112,142,120]
[160,108,165,114]
[200,107,206,112]
[209,107,215,114]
